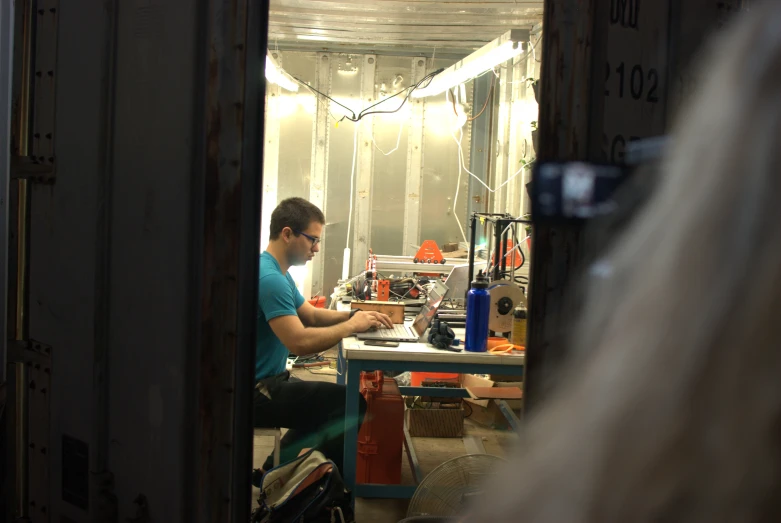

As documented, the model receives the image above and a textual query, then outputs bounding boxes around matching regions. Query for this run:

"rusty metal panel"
[526,0,604,410]
[526,0,749,410]
[602,0,671,163]
[193,0,264,519]
[233,0,266,514]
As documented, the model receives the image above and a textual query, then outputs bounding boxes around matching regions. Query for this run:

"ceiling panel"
[269,0,544,57]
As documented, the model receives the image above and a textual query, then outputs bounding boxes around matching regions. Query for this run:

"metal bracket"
[9,156,55,184]
[7,340,52,366]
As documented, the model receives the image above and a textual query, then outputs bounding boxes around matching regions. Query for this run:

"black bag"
[252,449,354,523]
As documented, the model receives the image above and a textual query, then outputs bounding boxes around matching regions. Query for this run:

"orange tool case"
[356,371,405,485]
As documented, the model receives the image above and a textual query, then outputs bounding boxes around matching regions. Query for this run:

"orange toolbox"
[357,371,405,485]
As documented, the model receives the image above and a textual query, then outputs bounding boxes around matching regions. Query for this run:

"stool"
[254,428,282,467]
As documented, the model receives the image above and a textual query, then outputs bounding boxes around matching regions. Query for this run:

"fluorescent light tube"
[412,29,530,99]
[297,35,330,42]
[265,51,299,92]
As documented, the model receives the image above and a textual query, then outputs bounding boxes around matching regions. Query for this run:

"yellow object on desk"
[488,343,524,355]
[512,307,527,346]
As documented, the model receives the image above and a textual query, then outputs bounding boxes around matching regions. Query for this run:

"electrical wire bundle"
[293,68,444,123]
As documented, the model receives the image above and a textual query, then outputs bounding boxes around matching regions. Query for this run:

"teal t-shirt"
[256,251,305,381]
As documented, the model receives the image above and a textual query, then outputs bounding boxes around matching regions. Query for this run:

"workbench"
[340,330,525,500]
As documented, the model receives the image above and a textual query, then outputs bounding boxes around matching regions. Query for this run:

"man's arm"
[297,301,394,329]
[269,311,383,356]
[296,301,349,327]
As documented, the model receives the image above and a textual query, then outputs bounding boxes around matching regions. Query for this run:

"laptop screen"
[443,264,469,301]
[411,281,448,336]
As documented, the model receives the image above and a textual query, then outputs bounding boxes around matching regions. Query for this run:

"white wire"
[457,134,527,195]
[370,118,404,156]
[446,89,469,244]
[345,119,361,249]
[446,90,529,196]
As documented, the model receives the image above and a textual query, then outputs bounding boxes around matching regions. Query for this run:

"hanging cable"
[529,35,542,63]
[447,89,469,245]
[468,69,496,122]
[293,69,442,123]
[456,135,530,195]
[444,85,532,196]
[370,119,405,156]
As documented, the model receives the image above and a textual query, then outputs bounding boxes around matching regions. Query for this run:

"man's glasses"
[294,230,320,247]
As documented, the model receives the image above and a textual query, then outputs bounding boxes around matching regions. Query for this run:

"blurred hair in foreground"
[468,3,781,522]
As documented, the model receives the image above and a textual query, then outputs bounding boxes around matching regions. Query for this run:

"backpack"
[252,449,355,523]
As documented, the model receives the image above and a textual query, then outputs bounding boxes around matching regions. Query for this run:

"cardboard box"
[350,300,405,324]
[495,381,524,411]
[490,373,524,382]
[406,406,465,438]
[461,374,522,430]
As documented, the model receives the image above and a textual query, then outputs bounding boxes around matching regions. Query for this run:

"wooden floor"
[252,355,518,522]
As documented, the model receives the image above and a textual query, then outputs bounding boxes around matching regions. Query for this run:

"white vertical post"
[492,62,513,214]
[403,58,426,256]
[351,55,376,276]
[260,54,282,253]
[506,54,527,216]
[306,53,331,300]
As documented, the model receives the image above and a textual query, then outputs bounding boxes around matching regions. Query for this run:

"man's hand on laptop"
[349,311,393,332]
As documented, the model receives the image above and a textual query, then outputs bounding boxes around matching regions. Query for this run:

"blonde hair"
[472,3,781,522]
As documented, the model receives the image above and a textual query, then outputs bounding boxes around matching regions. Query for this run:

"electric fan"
[406,454,504,518]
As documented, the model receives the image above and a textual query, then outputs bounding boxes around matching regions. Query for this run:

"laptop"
[357,280,449,342]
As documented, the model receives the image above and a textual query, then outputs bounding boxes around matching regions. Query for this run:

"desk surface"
[343,326,524,366]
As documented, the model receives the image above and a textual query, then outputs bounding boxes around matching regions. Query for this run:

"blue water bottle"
[465,271,491,352]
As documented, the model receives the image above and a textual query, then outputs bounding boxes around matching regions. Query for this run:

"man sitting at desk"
[254,197,392,479]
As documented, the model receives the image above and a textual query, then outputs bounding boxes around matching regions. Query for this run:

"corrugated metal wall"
[262,51,476,298]
[262,48,540,299]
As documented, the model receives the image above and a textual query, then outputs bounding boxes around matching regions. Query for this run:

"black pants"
[253,372,367,473]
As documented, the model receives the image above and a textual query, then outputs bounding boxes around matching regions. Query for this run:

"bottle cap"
[514,307,527,319]
[471,270,489,289]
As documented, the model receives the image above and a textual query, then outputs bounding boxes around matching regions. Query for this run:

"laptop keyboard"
[378,325,412,338]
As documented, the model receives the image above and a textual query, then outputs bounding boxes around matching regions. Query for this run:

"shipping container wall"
[262,46,543,299]
[489,31,540,219]
[262,51,476,299]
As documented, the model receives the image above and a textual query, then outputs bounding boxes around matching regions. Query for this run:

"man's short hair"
[269,197,325,240]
